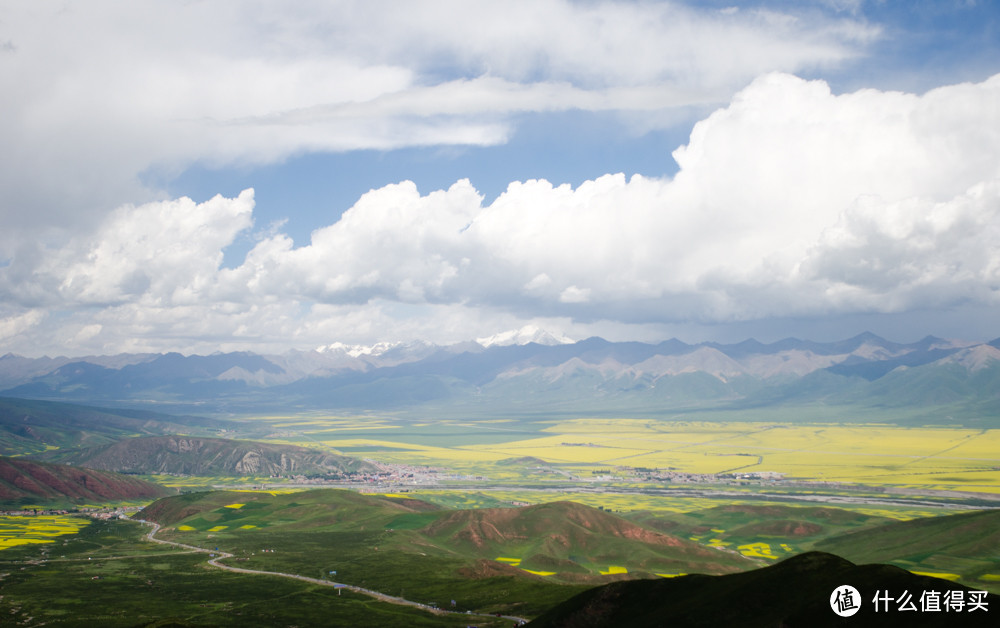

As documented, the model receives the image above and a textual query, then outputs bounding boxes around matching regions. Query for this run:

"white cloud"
[560,286,592,304]
[801,181,1000,311]
[233,66,999,323]
[0,0,876,252]
[0,310,44,342]
[44,190,255,307]
[3,71,999,355]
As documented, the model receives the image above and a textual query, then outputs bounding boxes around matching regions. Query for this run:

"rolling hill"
[813,509,1000,588]
[34,435,377,477]
[0,456,172,505]
[136,489,755,581]
[136,486,436,529]
[418,500,750,577]
[630,503,890,542]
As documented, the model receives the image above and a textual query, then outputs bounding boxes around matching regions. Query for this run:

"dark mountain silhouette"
[526,551,998,627]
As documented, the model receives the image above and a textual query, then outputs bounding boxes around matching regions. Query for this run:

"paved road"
[138,520,528,625]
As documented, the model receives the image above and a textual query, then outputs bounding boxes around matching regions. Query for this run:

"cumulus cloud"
[208,73,999,321]
[0,0,875,251]
[3,71,999,355]
[27,191,255,308]
[801,181,1000,311]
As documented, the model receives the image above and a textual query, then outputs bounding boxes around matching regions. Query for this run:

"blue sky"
[1,0,999,356]
[162,109,694,261]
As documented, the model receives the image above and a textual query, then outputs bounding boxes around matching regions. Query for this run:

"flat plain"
[241,413,1000,497]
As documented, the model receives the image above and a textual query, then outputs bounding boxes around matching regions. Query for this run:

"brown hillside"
[0,456,171,504]
[418,501,754,578]
[424,501,715,556]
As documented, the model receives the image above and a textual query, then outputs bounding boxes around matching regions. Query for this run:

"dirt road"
[138,519,527,624]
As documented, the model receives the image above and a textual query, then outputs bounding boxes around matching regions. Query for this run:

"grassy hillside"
[139,490,752,579]
[136,489,755,615]
[36,435,376,477]
[635,504,890,541]
[0,456,172,506]
[0,396,223,455]
[0,517,510,627]
[137,486,435,529]
[814,509,1000,592]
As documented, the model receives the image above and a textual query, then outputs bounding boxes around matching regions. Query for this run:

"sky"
[1,0,999,357]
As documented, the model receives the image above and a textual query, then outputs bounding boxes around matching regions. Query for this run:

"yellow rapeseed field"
[244,413,1000,495]
[0,515,89,550]
[424,421,1000,493]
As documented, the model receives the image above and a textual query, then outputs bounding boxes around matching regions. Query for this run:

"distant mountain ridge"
[2,333,998,421]
[34,436,377,477]
[0,396,225,456]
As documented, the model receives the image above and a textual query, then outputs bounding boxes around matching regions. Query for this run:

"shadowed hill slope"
[0,396,222,455]
[526,551,999,627]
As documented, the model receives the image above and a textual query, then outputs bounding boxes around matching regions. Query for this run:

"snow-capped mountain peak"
[476,325,574,348]
[316,341,404,358]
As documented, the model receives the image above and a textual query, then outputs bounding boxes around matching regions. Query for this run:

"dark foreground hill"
[36,435,377,477]
[0,456,172,505]
[526,551,998,628]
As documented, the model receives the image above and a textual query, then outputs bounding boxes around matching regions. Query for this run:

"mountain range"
[2,332,999,423]
[33,435,377,478]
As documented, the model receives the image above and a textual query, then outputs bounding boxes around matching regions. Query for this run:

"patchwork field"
[0,514,90,550]
[241,413,1000,497]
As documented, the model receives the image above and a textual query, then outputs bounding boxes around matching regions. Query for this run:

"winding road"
[138,520,527,625]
